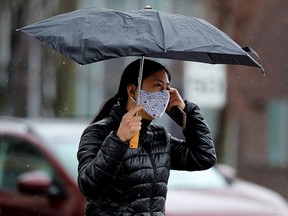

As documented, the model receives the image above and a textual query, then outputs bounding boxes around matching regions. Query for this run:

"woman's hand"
[117,105,144,142]
[167,88,185,111]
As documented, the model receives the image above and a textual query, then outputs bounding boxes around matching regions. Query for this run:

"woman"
[77,59,216,216]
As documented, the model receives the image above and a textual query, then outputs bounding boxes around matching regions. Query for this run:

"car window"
[0,136,54,191]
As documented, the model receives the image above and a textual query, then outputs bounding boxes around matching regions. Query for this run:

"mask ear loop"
[129,56,144,149]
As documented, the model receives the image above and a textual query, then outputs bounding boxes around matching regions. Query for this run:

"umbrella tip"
[144,5,152,9]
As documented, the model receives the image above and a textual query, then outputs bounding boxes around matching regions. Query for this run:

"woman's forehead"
[144,69,170,83]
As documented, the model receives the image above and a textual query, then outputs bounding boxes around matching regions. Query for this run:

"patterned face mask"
[134,89,170,119]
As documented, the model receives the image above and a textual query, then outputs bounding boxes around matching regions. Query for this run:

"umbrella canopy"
[18,7,263,72]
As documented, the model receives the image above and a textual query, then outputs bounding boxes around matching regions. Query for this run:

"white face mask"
[131,89,170,119]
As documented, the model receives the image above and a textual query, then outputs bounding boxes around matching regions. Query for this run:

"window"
[266,99,288,167]
[0,136,54,191]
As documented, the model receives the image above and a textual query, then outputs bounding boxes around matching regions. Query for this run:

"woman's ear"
[127,84,137,99]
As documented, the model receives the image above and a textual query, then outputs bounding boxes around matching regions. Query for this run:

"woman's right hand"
[117,105,144,142]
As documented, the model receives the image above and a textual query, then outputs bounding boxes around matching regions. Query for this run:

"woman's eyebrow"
[153,79,170,86]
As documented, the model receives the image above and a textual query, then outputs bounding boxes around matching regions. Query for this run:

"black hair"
[91,58,171,123]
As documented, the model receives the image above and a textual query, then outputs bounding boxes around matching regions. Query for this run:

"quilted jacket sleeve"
[170,101,217,171]
[77,122,128,199]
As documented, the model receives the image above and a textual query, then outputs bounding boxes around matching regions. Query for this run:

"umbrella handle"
[129,130,139,148]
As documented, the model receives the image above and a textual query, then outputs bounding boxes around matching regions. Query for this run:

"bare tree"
[0,0,77,117]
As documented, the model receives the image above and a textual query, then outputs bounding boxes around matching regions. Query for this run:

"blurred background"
[1,0,288,201]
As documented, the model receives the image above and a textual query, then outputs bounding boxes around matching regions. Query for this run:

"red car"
[0,117,87,216]
[0,117,288,216]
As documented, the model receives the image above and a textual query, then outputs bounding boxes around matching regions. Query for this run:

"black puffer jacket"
[77,101,216,216]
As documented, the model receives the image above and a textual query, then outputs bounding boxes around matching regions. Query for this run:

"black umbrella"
[18,6,264,148]
[18,7,263,69]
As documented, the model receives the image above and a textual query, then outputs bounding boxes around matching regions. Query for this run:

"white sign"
[183,62,227,108]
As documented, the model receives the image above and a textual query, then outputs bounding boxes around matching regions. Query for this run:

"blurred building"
[209,0,288,199]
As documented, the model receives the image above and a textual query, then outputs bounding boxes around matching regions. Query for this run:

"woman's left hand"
[167,88,185,111]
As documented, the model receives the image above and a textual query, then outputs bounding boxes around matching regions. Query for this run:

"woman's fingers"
[117,105,144,142]
[167,88,185,111]
[128,116,142,131]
